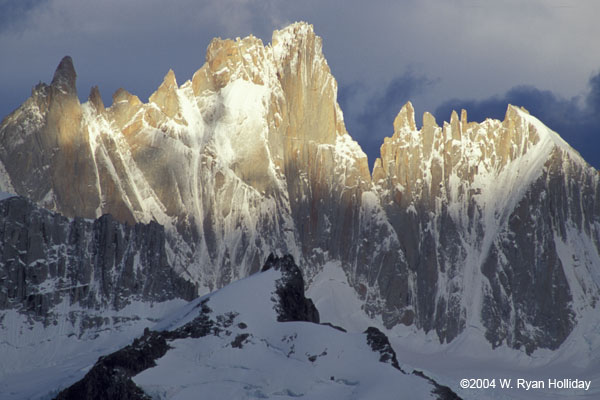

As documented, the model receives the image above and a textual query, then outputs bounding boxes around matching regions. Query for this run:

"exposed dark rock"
[54,328,169,400]
[51,56,77,95]
[54,299,220,400]
[0,196,197,327]
[165,299,218,339]
[481,165,577,354]
[413,370,462,400]
[321,322,347,332]
[364,326,402,371]
[231,333,251,348]
[262,253,320,324]
[363,326,462,399]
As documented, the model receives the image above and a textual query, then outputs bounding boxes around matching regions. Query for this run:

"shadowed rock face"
[1,22,599,353]
[0,196,197,325]
[261,253,320,323]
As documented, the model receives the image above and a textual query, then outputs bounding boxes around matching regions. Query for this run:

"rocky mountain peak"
[163,68,177,87]
[88,85,105,113]
[111,87,142,106]
[205,34,267,89]
[108,87,143,131]
[50,55,77,95]
[149,69,179,118]
[422,111,438,129]
[271,21,318,60]
[393,101,417,133]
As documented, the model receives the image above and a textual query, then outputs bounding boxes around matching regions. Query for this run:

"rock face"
[261,253,320,323]
[372,103,600,352]
[1,22,599,354]
[0,23,371,290]
[364,326,402,370]
[0,195,196,324]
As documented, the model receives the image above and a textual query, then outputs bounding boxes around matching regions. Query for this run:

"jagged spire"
[149,69,179,118]
[393,101,417,132]
[88,86,105,113]
[51,56,77,95]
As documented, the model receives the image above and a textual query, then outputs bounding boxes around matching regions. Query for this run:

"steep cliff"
[0,196,196,392]
[373,103,600,351]
[0,195,196,317]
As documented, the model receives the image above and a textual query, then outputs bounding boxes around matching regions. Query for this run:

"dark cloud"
[0,0,48,32]
[357,72,436,129]
[587,73,600,114]
[434,72,600,169]
[340,71,436,169]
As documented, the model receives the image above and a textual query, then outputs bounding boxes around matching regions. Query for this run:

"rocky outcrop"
[364,326,462,400]
[413,370,463,400]
[261,253,320,323]
[364,326,402,370]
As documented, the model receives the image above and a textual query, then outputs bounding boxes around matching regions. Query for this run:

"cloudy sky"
[1,0,599,168]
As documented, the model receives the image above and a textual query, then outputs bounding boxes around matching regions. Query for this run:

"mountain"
[0,23,371,289]
[373,102,600,352]
[54,255,460,400]
[1,21,600,399]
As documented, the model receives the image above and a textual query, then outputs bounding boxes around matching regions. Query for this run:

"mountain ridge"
[1,21,599,358]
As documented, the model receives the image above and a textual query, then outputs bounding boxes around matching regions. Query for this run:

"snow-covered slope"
[309,261,600,399]
[0,299,185,400]
[54,255,459,400]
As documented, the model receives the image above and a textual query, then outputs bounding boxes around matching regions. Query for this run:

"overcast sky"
[1,0,599,168]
